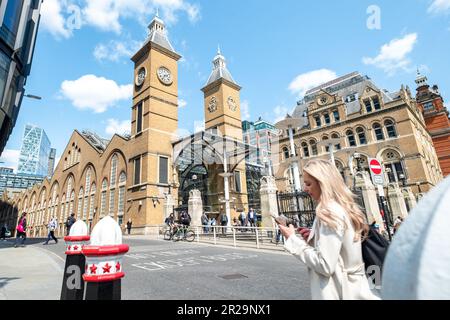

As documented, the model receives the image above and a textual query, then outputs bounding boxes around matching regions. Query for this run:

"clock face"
[135,67,146,86]
[208,97,217,113]
[157,66,173,85]
[227,96,237,112]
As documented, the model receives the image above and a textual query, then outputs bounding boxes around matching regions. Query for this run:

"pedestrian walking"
[44,217,58,245]
[1,222,7,241]
[247,208,256,228]
[201,212,208,233]
[220,212,228,235]
[126,218,132,235]
[65,213,76,235]
[278,159,379,300]
[14,212,27,248]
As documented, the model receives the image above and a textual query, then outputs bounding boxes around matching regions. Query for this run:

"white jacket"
[284,201,379,300]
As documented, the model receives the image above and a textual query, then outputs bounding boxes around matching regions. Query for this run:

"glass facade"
[0,0,43,155]
[0,169,44,197]
[17,125,51,176]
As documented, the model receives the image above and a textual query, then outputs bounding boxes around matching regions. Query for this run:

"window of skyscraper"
[1,0,25,46]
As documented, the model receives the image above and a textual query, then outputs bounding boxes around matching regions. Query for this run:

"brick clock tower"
[201,48,249,219]
[129,14,181,233]
[415,71,450,176]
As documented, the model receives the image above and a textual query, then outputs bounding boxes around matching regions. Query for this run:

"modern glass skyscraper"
[17,124,50,176]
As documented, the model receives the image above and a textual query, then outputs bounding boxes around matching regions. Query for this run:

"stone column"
[402,187,417,212]
[188,189,203,226]
[260,176,278,229]
[163,193,175,221]
[387,183,409,220]
[354,172,384,228]
[382,176,450,299]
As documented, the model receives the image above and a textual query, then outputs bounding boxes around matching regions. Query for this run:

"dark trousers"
[45,231,58,244]
[15,231,26,246]
[127,228,131,235]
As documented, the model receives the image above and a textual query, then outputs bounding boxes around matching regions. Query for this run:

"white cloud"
[428,0,450,14]
[241,100,251,120]
[178,99,187,108]
[288,69,338,98]
[105,119,131,137]
[83,0,201,34]
[94,40,142,62]
[60,75,132,113]
[40,0,201,39]
[40,0,72,39]
[363,33,418,76]
[0,149,20,173]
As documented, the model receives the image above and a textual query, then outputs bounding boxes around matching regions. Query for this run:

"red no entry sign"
[369,159,382,175]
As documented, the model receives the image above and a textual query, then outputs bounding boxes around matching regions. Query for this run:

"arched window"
[385,120,397,138]
[282,147,290,160]
[314,115,321,127]
[85,168,91,195]
[333,110,340,122]
[110,154,118,186]
[69,190,75,216]
[117,172,126,224]
[109,188,115,217]
[77,188,83,219]
[89,184,96,220]
[66,176,73,197]
[322,136,329,153]
[310,140,318,156]
[346,130,356,147]
[100,179,107,217]
[60,194,65,222]
[301,142,309,157]
[356,127,367,145]
[382,149,405,183]
[373,122,384,140]
[331,133,341,150]
[324,113,330,125]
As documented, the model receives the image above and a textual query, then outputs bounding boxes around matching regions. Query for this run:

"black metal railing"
[276,191,316,228]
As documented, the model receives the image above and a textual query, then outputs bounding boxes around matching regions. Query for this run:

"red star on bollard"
[67,245,71,250]
[90,264,97,274]
[116,262,121,271]
[73,245,78,251]
[103,263,112,273]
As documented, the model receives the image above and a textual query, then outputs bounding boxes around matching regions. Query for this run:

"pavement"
[0,235,311,300]
[0,238,64,300]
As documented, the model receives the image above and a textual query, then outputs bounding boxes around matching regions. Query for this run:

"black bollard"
[60,235,90,300]
[82,244,129,300]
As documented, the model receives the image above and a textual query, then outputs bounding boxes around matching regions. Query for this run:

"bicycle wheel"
[163,230,172,240]
[184,230,195,242]
[173,230,182,241]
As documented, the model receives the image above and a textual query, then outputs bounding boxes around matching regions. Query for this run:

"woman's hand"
[298,227,311,241]
[279,224,295,240]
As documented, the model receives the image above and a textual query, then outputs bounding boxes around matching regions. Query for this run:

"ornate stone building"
[4,14,250,236]
[415,72,450,176]
[273,72,443,196]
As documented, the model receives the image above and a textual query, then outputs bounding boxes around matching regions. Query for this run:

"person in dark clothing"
[65,213,76,235]
[14,212,27,248]
[126,218,132,235]
[1,223,7,241]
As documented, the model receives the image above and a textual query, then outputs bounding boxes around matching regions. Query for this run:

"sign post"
[368,158,392,241]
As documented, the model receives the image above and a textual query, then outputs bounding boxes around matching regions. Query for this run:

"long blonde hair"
[303,159,368,241]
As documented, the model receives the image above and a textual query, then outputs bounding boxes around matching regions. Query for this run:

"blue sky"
[2,0,450,171]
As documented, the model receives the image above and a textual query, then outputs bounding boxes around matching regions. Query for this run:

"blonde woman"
[279,159,379,300]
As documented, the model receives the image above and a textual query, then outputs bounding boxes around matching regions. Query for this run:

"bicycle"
[163,224,195,242]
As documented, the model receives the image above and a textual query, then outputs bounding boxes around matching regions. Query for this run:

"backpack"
[361,225,390,272]
[221,214,227,223]
[16,218,24,233]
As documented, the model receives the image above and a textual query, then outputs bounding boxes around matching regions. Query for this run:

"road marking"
[131,252,258,272]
